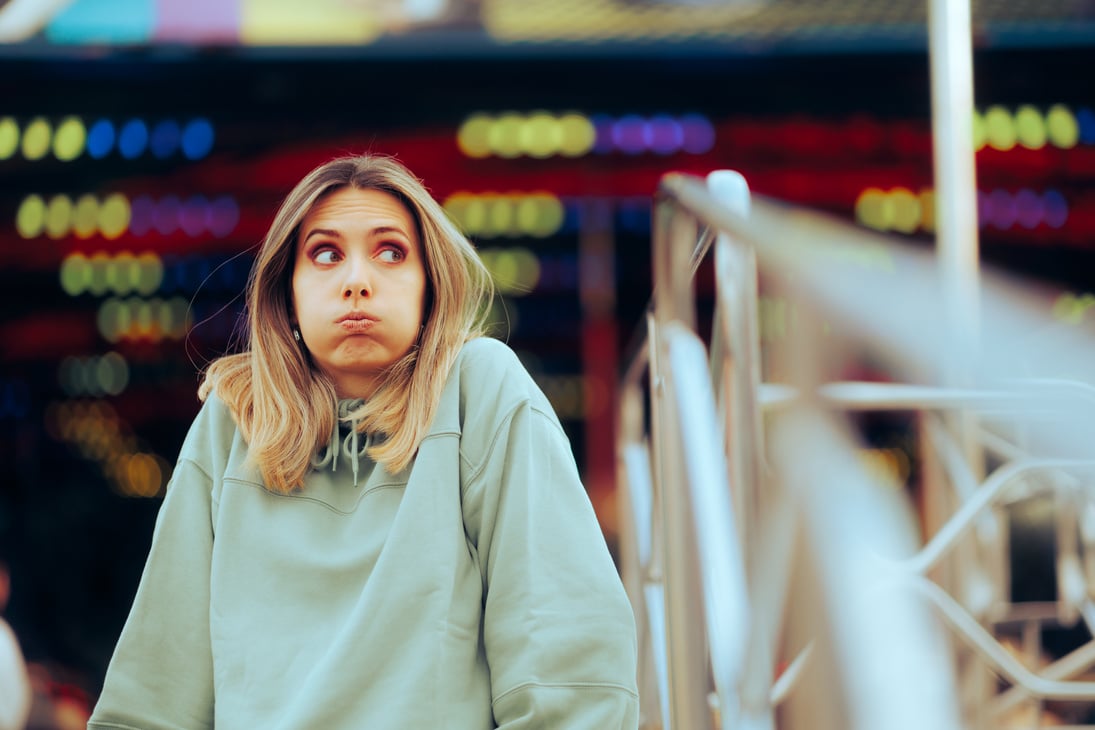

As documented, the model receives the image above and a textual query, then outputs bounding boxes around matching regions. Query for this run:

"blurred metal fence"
[616,169,1095,728]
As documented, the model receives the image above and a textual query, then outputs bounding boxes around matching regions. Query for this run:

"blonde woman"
[88,155,638,729]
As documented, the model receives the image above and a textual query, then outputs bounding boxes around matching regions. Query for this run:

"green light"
[72,195,99,238]
[60,253,89,296]
[136,253,164,295]
[16,195,46,239]
[890,188,921,234]
[558,114,595,157]
[984,105,1017,151]
[99,194,130,239]
[855,188,889,231]
[489,114,524,158]
[53,116,86,162]
[0,117,18,160]
[1046,104,1079,149]
[45,195,73,239]
[487,196,514,236]
[457,115,493,159]
[97,352,129,396]
[21,117,51,160]
[1014,105,1047,150]
[520,112,561,158]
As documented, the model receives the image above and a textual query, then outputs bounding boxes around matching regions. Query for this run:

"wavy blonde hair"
[200,154,493,493]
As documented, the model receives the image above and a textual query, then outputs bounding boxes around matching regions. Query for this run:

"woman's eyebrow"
[302,227,342,244]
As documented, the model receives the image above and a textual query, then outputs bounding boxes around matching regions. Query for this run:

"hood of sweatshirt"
[310,398,374,487]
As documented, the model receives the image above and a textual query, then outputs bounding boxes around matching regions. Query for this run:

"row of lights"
[58,353,129,398]
[97,297,193,344]
[456,112,715,158]
[45,400,168,498]
[61,252,163,297]
[856,187,1069,234]
[17,193,240,241]
[0,116,215,162]
[444,192,565,238]
[974,105,1092,152]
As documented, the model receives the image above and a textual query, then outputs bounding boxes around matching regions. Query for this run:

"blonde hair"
[200,154,493,493]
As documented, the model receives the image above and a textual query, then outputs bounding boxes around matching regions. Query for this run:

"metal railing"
[616,172,1095,728]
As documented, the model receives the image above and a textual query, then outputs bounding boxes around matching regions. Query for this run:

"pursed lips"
[336,311,378,333]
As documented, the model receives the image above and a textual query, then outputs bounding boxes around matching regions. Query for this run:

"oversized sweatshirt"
[88,337,639,729]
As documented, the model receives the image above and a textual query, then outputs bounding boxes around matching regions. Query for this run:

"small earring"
[293,329,301,342]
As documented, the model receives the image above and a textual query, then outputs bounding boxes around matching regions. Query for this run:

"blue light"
[118,119,149,160]
[182,118,215,160]
[1077,107,1095,145]
[590,115,615,155]
[612,115,647,155]
[150,120,182,159]
[1043,190,1068,228]
[86,119,115,159]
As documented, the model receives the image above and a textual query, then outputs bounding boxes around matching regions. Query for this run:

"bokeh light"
[21,117,52,160]
[1046,104,1079,149]
[1014,105,1046,150]
[444,192,565,238]
[181,118,215,160]
[86,119,115,159]
[0,117,20,160]
[118,119,149,159]
[98,194,131,239]
[16,195,47,238]
[150,119,182,159]
[45,195,74,239]
[984,105,1016,151]
[73,194,99,238]
[53,116,87,161]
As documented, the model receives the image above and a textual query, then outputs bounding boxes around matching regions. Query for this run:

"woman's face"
[291,187,427,398]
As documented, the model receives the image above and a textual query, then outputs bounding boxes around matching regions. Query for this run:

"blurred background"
[0,0,1093,725]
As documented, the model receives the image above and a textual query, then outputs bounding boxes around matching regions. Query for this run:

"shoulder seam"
[461,400,565,482]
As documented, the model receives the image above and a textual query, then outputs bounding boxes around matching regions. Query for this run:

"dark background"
[1,0,1094,720]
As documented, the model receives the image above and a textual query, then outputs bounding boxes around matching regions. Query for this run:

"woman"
[88,155,639,729]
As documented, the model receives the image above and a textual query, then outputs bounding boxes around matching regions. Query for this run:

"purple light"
[646,115,683,155]
[129,195,156,236]
[180,195,209,237]
[154,195,181,235]
[591,115,615,155]
[987,189,1016,229]
[612,115,647,155]
[680,113,715,154]
[976,190,990,229]
[1014,188,1044,229]
[208,196,239,238]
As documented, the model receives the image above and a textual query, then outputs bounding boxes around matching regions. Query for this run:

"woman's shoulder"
[450,337,558,427]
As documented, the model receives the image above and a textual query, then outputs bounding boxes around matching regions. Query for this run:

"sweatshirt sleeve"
[89,455,216,729]
[463,400,639,729]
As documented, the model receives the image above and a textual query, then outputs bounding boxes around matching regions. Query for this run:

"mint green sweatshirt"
[88,337,638,729]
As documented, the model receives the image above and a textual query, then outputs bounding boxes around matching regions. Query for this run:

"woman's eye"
[314,248,339,264]
[377,247,405,263]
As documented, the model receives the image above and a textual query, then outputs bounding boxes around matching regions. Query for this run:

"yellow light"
[918,188,936,233]
[88,252,111,296]
[136,252,164,295]
[108,252,137,295]
[462,196,488,235]
[0,117,18,160]
[558,113,595,157]
[1014,105,1047,150]
[971,109,986,151]
[53,116,86,161]
[520,112,561,158]
[486,196,515,236]
[21,117,51,160]
[16,195,46,239]
[511,247,541,293]
[854,188,889,231]
[526,193,563,237]
[72,194,99,238]
[59,253,90,296]
[98,193,131,239]
[457,114,493,158]
[984,105,1017,151]
[1046,104,1079,149]
[489,114,524,158]
[889,187,922,234]
[97,299,123,342]
[45,195,74,239]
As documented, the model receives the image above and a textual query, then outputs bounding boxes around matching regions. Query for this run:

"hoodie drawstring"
[310,399,373,487]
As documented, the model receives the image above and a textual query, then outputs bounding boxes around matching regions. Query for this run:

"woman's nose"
[342,260,371,299]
